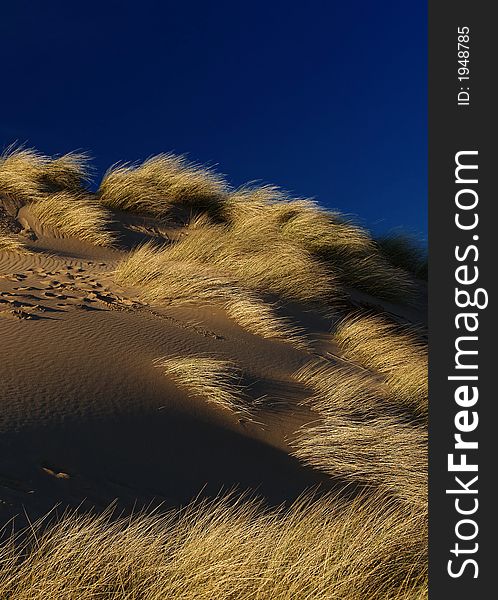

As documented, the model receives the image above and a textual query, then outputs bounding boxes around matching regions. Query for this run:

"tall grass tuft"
[223,186,415,302]
[292,356,427,508]
[145,218,337,305]
[154,355,252,416]
[0,492,427,600]
[334,313,428,416]
[293,413,427,509]
[377,234,428,280]
[98,154,229,219]
[0,146,91,210]
[224,296,309,350]
[27,192,116,247]
[114,243,310,349]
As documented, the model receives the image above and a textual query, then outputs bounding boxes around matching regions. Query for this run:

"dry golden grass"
[224,297,309,350]
[0,492,427,600]
[223,186,415,302]
[293,413,427,509]
[0,146,90,210]
[98,154,228,218]
[226,190,373,255]
[377,234,428,280]
[292,356,427,508]
[334,313,428,416]
[39,152,92,192]
[27,192,116,247]
[149,217,337,305]
[154,355,253,416]
[1,147,418,304]
[114,243,310,349]
[0,231,28,253]
[295,358,387,416]
[274,201,415,301]
[0,148,427,598]
[0,147,42,208]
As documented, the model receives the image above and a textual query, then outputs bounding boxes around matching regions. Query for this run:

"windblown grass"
[0,492,427,600]
[0,231,28,253]
[377,234,428,280]
[224,189,373,255]
[224,186,415,302]
[39,152,92,192]
[293,413,427,509]
[27,192,116,247]
[0,146,90,210]
[1,147,419,303]
[146,217,337,305]
[0,146,427,599]
[110,176,413,305]
[292,356,427,508]
[224,297,309,350]
[114,243,310,349]
[294,358,387,415]
[98,154,228,219]
[154,355,252,416]
[334,313,428,416]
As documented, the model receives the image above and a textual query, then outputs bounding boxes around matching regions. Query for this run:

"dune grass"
[293,413,427,509]
[38,152,92,193]
[272,199,415,300]
[154,355,253,416]
[0,492,427,600]
[0,146,90,211]
[292,356,427,508]
[224,296,309,350]
[334,313,428,417]
[223,186,415,302]
[27,192,116,247]
[2,147,418,304]
[98,154,229,219]
[142,217,337,305]
[224,189,373,256]
[0,230,28,253]
[377,234,428,280]
[0,147,428,599]
[294,358,388,416]
[0,147,42,209]
[114,243,310,349]
[101,164,415,304]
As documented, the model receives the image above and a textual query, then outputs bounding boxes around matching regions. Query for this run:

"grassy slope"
[0,492,427,600]
[0,148,427,599]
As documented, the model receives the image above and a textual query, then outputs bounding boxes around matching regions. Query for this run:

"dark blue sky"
[2,1,427,238]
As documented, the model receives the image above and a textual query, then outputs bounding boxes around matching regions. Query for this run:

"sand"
[0,238,331,526]
[0,205,426,531]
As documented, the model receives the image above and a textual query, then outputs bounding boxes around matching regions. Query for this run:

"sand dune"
[0,147,427,599]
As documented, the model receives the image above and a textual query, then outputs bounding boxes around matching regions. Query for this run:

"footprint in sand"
[16,286,43,292]
[10,309,40,320]
[1,273,27,282]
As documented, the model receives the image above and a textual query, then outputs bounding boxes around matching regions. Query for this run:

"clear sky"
[1,1,427,238]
